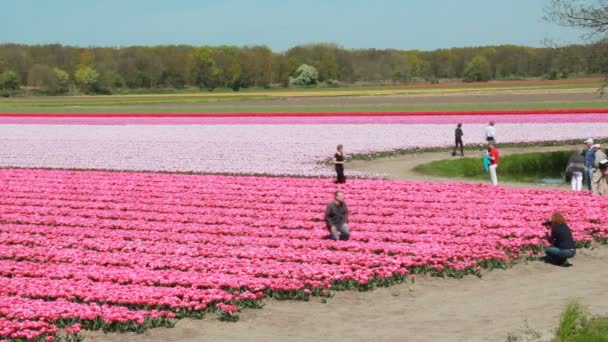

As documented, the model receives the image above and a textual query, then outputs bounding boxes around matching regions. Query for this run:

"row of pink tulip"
[1,168,607,339]
[2,112,608,125]
[0,296,174,323]
[0,317,58,341]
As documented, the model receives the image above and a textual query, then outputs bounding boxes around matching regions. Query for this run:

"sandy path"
[82,144,608,342]
[84,246,608,342]
[347,144,580,188]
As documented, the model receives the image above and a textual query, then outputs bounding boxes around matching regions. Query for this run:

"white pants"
[571,171,583,192]
[489,164,498,186]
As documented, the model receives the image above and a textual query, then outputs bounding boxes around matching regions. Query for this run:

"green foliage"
[463,55,492,82]
[414,150,573,183]
[552,301,608,342]
[289,64,319,86]
[189,47,221,90]
[0,42,606,92]
[556,302,588,342]
[318,49,338,81]
[0,70,20,90]
[26,65,70,94]
[566,319,608,342]
[53,68,70,93]
[73,66,99,93]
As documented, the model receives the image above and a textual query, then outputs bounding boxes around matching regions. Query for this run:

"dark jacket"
[325,201,348,228]
[566,152,586,174]
[549,224,576,250]
[455,128,463,140]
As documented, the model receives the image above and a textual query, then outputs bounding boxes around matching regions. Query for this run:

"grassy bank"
[554,302,608,342]
[414,150,573,183]
[0,79,606,113]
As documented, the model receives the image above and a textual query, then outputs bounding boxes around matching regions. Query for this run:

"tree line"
[0,42,607,94]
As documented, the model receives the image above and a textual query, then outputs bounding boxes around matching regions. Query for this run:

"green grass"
[414,150,573,183]
[554,302,608,342]
[1,100,607,114]
[0,78,606,113]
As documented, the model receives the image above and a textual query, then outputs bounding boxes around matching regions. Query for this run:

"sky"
[0,0,585,51]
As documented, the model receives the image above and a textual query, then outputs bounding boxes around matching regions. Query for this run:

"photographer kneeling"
[542,212,576,267]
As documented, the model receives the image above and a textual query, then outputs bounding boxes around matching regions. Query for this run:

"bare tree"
[545,0,608,93]
[545,0,608,37]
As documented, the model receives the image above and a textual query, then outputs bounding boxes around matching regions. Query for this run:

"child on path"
[482,150,491,173]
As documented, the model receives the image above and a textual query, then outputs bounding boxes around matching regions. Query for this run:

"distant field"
[1,78,606,113]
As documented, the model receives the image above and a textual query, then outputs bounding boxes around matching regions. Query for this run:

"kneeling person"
[543,212,576,266]
[325,190,350,241]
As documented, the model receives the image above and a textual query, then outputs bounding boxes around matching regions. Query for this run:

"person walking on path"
[592,144,608,195]
[543,212,576,267]
[333,144,346,184]
[565,149,586,192]
[452,123,464,156]
[488,142,500,186]
[324,190,350,241]
[484,121,496,143]
[584,138,595,191]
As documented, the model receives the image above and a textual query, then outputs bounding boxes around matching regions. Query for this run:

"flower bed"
[1,110,608,125]
[1,122,608,176]
[1,168,607,340]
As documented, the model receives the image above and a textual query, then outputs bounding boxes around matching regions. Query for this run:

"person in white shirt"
[485,121,496,143]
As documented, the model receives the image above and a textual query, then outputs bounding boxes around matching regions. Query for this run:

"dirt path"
[82,144,608,342]
[348,144,580,189]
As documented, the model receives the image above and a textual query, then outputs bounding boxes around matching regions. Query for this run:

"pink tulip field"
[1,111,608,341]
[1,169,608,340]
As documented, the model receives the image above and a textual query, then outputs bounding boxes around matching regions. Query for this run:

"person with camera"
[591,144,608,195]
[543,212,576,267]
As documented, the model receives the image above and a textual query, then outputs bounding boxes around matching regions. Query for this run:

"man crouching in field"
[325,190,350,241]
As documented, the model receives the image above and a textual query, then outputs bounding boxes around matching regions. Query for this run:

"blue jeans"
[545,247,576,264]
[330,224,350,241]
[587,168,594,191]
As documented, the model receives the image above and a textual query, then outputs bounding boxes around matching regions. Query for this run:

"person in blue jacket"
[482,149,491,173]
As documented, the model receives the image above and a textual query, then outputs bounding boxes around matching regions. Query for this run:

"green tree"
[74,66,99,92]
[289,64,318,86]
[0,70,20,90]
[53,67,71,93]
[27,64,59,92]
[189,47,220,90]
[318,49,338,81]
[213,46,242,89]
[463,55,492,82]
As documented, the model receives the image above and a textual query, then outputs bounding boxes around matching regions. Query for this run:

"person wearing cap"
[484,121,496,143]
[591,144,608,195]
[584,138,595,191]
[542,212,576,267]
